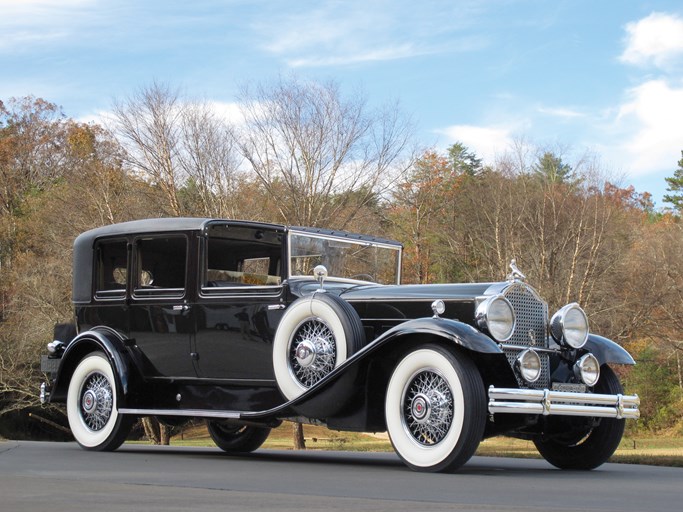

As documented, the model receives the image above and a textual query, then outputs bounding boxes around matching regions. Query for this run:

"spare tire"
[273,292,365,401]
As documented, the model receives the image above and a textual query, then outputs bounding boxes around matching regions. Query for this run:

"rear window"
[95,239,128,300]
[134,236,187,297]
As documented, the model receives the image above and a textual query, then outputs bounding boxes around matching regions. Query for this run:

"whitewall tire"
[385,345,485,472]
[273,293,364,401]
[66,352,132,451]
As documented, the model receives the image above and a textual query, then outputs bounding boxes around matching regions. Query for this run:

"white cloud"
[78,100,247,130]
[620,12,683,68]
[206,101,247,126]
[0,0,97,52]
[537,106,585,119]
[255,1,487,68]
[613,79,683,176]
[437,124,515,164]
[287,44,426,68]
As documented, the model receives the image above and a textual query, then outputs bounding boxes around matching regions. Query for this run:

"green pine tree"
[663,151,683,213]
[447,142,483,177]
[532,152,573,183]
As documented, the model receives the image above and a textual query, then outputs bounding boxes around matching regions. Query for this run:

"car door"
[128,234,197,378]
[194,223,286,381]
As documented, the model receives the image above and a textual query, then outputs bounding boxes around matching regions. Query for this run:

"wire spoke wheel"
[385,345,485,472]
[273,293,365,409]
[79,372,114,431]
[402,369,454,445]
[289,318,337,388]
[67,352,133,451]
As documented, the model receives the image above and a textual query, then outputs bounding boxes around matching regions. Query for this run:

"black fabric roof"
[71,218,401,303]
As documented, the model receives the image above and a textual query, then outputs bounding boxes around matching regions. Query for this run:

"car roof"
[72,217,402,303]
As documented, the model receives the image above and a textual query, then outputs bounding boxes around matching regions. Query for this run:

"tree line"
[1,77,682,440]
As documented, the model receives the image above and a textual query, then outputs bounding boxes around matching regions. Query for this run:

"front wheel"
[533,365,626,470]
[385,344,486,472]
[66,352,133,451]
[207,421,271,453]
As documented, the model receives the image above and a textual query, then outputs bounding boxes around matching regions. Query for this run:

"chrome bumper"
[39,382,50,404]
[488,386,640,420]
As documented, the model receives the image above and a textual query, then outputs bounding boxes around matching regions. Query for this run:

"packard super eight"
[40,218,639,472]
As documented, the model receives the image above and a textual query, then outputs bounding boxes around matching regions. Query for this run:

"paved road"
[1,440,680,511]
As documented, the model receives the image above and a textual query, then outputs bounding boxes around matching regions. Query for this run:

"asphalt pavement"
[0,440,680,511]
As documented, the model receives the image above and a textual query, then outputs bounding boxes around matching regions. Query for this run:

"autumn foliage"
[1,82,683,439]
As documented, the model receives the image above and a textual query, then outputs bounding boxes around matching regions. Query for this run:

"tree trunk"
[142,417,160,444]
[141,417,171,445]
[159,423,171,445]
[292,421,306,450]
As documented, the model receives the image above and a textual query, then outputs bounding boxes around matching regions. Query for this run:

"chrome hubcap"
[82,390,97,414]
[295,339,317,367]
[402,370,454,446]
[79,372,113,432]
[410,393,431,423]
[289,319,336,388]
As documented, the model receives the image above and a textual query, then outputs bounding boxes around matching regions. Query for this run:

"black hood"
[340,282,497,302]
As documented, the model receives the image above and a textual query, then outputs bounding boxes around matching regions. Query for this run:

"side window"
[134,236,187,298]
[203,226,282,291]
[95,239,128,299]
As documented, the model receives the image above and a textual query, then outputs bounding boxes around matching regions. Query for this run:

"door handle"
[173,304,190,312]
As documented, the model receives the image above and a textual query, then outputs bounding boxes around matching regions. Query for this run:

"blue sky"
[2,0,683,207]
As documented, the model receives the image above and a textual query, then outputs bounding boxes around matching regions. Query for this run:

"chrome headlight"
[550,303,589,349]
[476,295,516,342]
[516,349,542,383]
[575,353,600,386]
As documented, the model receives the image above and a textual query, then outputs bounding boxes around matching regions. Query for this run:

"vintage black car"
[40,218,639,472]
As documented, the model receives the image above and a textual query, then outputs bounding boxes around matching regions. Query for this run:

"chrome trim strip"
[288,230,402,250]
[344,297,473,303]
[488,386,640,420]
[499,344,559,354]
[118,408,241,419]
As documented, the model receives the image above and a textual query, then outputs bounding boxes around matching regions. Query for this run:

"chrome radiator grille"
[502,282,550,389]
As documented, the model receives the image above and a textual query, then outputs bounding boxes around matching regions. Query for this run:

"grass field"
[170,422,683,468]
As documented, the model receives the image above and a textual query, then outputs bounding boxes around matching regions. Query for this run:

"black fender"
[372,317,503,354]
[243,317,503,421]
[584,333,636,365]
[49,326,136,404]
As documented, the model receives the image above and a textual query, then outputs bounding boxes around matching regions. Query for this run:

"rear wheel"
[533,365,626,470]
[66,352,133,451]
[207,421,271,453]
[385,344,486,472]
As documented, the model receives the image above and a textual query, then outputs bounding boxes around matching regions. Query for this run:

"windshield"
[289,232,401,285]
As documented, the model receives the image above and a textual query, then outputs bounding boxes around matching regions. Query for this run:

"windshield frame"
[287,230,402,285]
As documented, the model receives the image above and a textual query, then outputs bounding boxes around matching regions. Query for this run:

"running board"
[118,408,241,420]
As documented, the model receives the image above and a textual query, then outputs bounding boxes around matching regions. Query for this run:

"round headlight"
[475,295,516,342]
[550,303,589,349]
[575,353,600,386]
[516,349,542,383]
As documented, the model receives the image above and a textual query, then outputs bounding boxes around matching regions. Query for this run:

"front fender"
[372,317,503,354]
[242,317,502,421]
[50,327,134,403]
[585,333,636,365]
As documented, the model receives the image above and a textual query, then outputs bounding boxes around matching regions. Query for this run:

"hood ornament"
[507,259,526,282]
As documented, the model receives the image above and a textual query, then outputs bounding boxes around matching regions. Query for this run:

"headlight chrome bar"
[488,386,640,420]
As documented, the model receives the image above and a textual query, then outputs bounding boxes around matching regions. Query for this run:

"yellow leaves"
[66,123,97,160]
